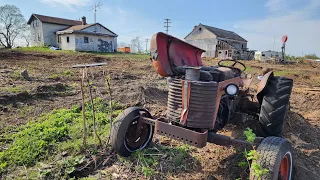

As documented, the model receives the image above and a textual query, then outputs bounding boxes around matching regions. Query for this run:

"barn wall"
[42,23,69,46]
[185,26,217,40]
[59,34,76,50]
[74,34,117,52]
[186,39,217,57]
[185,26,218,57]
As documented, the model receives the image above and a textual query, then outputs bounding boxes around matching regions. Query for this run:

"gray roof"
[200,24,247,42]
[27,14,82,26]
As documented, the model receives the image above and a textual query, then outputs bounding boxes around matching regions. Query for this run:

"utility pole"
[164,18,171,34]
[90,2,103,32]
[145,38,150,52]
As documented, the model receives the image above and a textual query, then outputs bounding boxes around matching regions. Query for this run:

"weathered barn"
[27,14,117,52]
[185,24,253,60]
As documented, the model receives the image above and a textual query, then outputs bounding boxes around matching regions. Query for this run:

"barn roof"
[63,24,94,31]
[27,14,82,26]
[201,24,247,42]
[185,24,247,42]
[57,23,118,37]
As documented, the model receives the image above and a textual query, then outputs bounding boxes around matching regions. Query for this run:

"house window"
[34,20,39,27]
[228,53,232,57]
[67,37,69,43]
[242,44,244,49]
[38,33,41,41]
[84,36,89,43]
[58,35,61,43]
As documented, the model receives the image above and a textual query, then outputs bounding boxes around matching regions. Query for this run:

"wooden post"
[86,68,102,146]
[80,69,87,147]
[106,75,113,145]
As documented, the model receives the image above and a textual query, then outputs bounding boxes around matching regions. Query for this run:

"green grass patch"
[9,70,23,81]
[0,86,25,94]
[14,46,75,54]
[274,71,290,76]
[0,98,121,175]
[63,70,73,77]
[244,66,255,73]
[87,52,149,60]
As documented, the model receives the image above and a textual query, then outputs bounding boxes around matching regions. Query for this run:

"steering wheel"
[218,59,246,72]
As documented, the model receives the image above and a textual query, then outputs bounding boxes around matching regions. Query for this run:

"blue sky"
[1,0,319,56]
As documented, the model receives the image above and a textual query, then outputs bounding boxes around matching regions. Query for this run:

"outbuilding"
[254,50,281,61]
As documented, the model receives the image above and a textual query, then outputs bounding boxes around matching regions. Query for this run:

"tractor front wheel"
[111,107,154,157]
[250,137,293,180]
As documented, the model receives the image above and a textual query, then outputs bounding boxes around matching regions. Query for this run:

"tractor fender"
[256,71,274,102]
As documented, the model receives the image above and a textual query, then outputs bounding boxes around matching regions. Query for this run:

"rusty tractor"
[111,32,294,180]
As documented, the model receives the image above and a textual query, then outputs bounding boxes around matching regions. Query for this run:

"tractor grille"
[167,78,218,129]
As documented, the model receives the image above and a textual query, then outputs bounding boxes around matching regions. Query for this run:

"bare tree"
[131,37,143,53]
[0,5,27,48]
[21,31,31,47]
[117,42,127,48]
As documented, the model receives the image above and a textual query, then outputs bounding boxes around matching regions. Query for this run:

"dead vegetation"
[0,49,319,179]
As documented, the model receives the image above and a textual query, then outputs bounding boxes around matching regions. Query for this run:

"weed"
[63,70,73,77]
[237,128,269,179]
[244,127,256,143]
[9,71,23,81]
[49,74,61,80]
[142,166,157,177]
[120,143,197,178]
[0,86,23,94]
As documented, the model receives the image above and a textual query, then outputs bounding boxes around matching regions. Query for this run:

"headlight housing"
[225,84,239,96]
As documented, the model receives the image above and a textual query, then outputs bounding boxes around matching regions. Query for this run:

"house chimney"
[82,16,87,25]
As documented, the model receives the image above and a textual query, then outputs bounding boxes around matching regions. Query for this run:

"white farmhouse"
[27,14,117,52]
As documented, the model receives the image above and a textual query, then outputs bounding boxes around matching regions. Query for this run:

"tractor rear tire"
[250,137,293,180]
[259,76,293,136]
[111,107,154,157]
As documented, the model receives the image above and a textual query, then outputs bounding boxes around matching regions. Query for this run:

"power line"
[164,18,171,34]
[145,38,150,52]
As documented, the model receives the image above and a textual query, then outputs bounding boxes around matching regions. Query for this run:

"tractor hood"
[150,32,205,77]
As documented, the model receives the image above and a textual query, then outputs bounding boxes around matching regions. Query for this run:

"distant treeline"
[285,53,319,61]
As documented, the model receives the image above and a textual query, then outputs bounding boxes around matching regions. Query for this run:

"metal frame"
[140,115,264,149]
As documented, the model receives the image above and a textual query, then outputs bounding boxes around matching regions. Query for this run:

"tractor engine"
[166,67,234,130]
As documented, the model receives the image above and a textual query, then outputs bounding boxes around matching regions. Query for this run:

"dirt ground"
[0,49,319,179]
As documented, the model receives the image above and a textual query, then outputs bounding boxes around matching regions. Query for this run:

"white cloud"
[40,0,92,11]
[234,0,320,56]
[265,0,288,13]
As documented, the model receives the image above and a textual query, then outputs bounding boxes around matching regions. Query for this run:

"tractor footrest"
[155,119,208,148]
